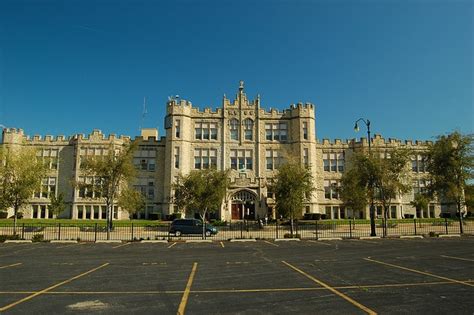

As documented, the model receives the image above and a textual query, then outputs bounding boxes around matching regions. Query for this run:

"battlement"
[319,134,432,148]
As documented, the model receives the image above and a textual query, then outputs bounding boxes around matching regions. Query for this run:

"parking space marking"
[112,242,131,249]
[263,240,279,247]
[177,262,198,315]
[440,255,474,262]
[307,240,332,246]
[282,261,377,315]
[364,258,474,287]
[0,262,110,312]
[56,244,79,249]
[220,242,225,248]
[168,242,177,248]
[0,262,22,269]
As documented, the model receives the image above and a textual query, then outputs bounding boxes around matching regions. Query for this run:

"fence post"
[240,222,243,239]
[21,223,25,239]
[445,217,448,234]
[131,223,134,241]
[58,223,61,241]
[349,220,352,239]
[276,220,279,239]
[94,223,98,242]
[414,219,417,235]
[295,221,299,238]
[315,222,318,240]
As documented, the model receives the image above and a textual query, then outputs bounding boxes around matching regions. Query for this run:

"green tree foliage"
[78,142,137,237]
[425,132,473,231]
[410,193,430,215]
[0,147,48,233]
[49,192,66,218]
[272,161,315,237]
[340,148,411,235]
[173,168,229,238]
[118,188,146,219]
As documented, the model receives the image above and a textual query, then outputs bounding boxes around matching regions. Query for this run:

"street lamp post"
[354,118,376,236]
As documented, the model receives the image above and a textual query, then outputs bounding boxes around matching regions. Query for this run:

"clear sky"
[0,0,472,142]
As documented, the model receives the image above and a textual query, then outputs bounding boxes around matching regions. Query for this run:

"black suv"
[169,219,218,237]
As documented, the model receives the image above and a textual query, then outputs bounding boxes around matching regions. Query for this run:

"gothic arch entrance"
[230,190,257,220]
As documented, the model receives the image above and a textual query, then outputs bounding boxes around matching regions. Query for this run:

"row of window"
[133,158,156,171]
[323,153,345,172]
[33,177,56,199]
[36,149,59,170]
[77,205,118,220]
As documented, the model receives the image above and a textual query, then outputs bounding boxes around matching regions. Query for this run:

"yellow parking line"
[364,258,474,287]
[177,262,198,315]
[220,242,225,248]
[440,255,474,262]
[168,242,177,249]
[0,263,22,269]
[264,240,279,247]
[0,262,109,312]
[282,261,377,315]
[112,243,131,249]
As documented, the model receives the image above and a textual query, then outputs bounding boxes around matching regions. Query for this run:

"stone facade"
[0,82,442,220]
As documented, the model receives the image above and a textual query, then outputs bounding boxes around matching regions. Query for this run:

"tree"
[118,188,146,219]
[78,141,137,239]
[173,168,229,239]
[340,149,411,236]
[339,168,368,219]
[49,192,66,218]
[465,184,474,216]
[410,193,430,219]
[425,132,473,233]
[0,147,48,234]
[272,161,315,237]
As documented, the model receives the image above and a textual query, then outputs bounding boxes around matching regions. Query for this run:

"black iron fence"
[0,219,472,242]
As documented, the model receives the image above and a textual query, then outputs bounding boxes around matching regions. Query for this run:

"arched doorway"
[231,190,257,220]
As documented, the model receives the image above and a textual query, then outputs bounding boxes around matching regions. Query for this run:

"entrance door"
[231,203,242,220]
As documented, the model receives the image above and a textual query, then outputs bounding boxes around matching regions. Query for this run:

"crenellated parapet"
[318,134,432,150]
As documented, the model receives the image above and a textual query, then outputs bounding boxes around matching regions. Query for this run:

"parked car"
[169,218,218,237]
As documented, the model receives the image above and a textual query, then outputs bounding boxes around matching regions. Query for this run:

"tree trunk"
[290,217,294,237]
[13,205,18,235]
[458,201,464,234]
[383,205,389,237]
[201,209,207,240]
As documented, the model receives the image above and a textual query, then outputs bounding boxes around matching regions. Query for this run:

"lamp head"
[354,122,360,132]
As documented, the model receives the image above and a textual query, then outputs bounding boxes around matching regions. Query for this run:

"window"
[195,122,218,140]
[302,122,308,140]
[324,180,339,200]
[194,148,218,169]
[266,150,283,170]
[37,149,59,170]
[77,176,102,199]
[411,155,427,173]
[37,177,56,199]
[265,123,288,142]
[391,206,397,219]
[174,147,180,169]
[303,148,309,167]
[230,119,239,140]
[323,152,344,172]
[244,119,254,140]
[175,119,181,138]
[413,179,429,197]
[230,149,252,171]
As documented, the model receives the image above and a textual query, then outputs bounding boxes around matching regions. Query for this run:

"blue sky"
[0,0,472,142]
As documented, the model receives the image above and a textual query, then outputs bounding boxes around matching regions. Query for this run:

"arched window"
[230,119,239,140]
[243,118,254,141]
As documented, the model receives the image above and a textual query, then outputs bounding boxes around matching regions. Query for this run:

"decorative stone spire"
[239,80,244,93]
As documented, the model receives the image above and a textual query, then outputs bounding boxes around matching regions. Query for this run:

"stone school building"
[1,82,439,221]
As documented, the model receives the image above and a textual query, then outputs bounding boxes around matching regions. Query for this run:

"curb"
[317,238,342,241]
[439,234,461,238]
[275,238,301,242]
[140,240,168,243]
[4,240,32,243]
[360,236,381,240]
[50,240,78,243]
[186,240,212,243]
[400,235,423,239]
[95,240,122,243]
[229,239,256,242]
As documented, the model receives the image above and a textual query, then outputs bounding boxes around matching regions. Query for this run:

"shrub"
[32,234,44,242]
[210,220,227,226]
[0,234,21,242]
[284,233,301,238]
[0,211,8,219]
[428,231,439,237]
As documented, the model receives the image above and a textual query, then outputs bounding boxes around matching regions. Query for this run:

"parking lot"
[0,237,473,314]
